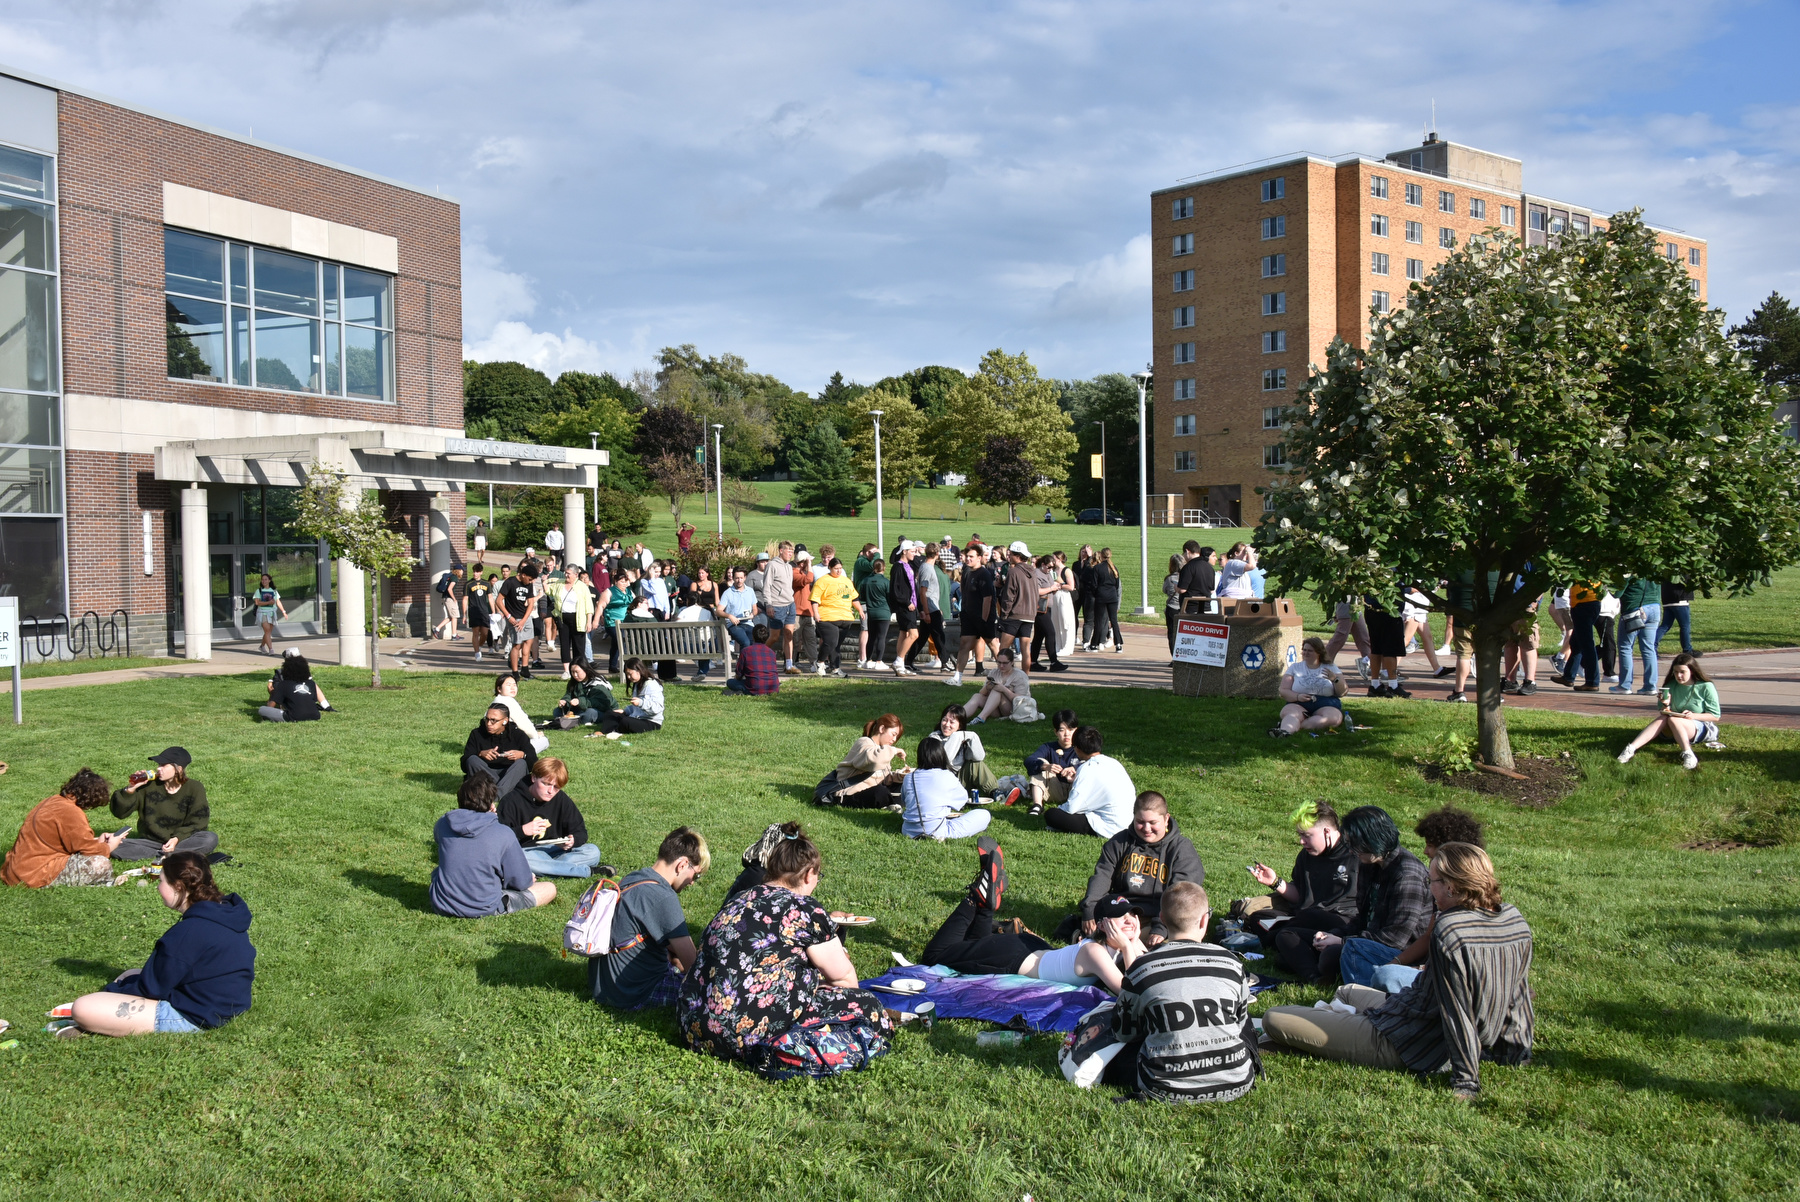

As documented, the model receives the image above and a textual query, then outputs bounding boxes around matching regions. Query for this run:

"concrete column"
[179,486,211,661]
[562,491,585,573]
[337,485,367,668]
[428,497,453,626]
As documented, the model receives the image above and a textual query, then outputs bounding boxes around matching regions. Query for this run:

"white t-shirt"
[1402,590,1431,621]
[1217,559,1254,598]
[545,529,565,552]
[1283,661,1339,697]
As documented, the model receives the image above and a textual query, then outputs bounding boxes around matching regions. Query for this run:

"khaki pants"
[1028,771,1071,809]
[1262,984,1406,1069]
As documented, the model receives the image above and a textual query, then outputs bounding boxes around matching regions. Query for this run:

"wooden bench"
[613,619,737,681]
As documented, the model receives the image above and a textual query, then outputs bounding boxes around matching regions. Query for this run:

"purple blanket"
[858,964,1110,1033]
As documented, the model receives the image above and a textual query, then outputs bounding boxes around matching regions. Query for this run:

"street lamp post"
[1132,367,1154,615]
[588,432,600,530]
[869,410,885,555]
[711,424,724,539]
[1098,420,1106,530]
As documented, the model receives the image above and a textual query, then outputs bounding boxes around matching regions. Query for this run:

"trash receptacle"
[1170,598,1304,698]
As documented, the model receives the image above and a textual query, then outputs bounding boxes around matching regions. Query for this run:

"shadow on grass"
[1542,1048,1800,1123]
[53,957,125,983]
[402,770,465,795]
[476,941,586,993]
[342,869,433,913]
[1653,906,1800,956]
[1584,999,1800,1047]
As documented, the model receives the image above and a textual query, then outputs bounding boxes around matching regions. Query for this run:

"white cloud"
[1043,234,1151,324]
[460,240,535,340]
[463,321,607,376]
[820,151,951,210]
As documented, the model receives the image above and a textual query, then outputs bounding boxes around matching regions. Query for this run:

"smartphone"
[113,826,132,838]
[1245,864,1260,876]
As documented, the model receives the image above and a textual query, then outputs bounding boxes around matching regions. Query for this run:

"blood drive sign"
[1172,618,1230,668]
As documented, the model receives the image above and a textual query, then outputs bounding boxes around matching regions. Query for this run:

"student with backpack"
[588,827,711,1010]
[433,566,464,642]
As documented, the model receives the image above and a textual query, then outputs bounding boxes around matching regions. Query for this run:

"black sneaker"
[1432,666,1453,678]
[597,864,618,879]
[1048,662,1069,672]
[972,836,1006,912]
[1445,692,1468,703]
[1390,683,1413,699]
[1367,685,1389,698]
[1501,679,1520,694]
[1517,680,1538,695]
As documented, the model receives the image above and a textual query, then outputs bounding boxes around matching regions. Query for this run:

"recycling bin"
[1170,597,1304,699]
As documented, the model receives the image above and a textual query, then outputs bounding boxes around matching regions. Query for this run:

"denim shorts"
[765,603,796,625]
[1300,697,1343,717]
[1695,721,1720,744]
[154,1001,202,1034]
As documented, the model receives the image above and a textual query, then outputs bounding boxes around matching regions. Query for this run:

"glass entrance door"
[240,551,265,629]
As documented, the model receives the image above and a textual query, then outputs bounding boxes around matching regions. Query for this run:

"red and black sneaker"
[972,836,1007,912]
[997,785,1023,807]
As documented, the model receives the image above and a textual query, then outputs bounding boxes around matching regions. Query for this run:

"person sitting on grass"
[901,738,992,841]
[109,746,218,863]
[491,672,550,752]
[816,714,908,809]
[463,704,538,797]
[1261,843,1533,1101]
[1105,881,1259,1102]
[3,768,126,888]
[430,775,558,919]
[1045,726,1135,838]
[57,852,253,1038]
[1244,800,1361,978]
[552,660,615,728]
[1271,637,1347,737]
[1054,791,1204,944]
[594,658,665,736]
[1617,652,1723,770]
[1023,708,1081,817]
[918,837,1144,992]
[259,652,326,722]
[499,757,605,879]
[1300,805,1432,985]
[726,623,781,695]
[962,646,1030,724]
[592,826,710,1010]
[1340,805,1485,994]
[678,822,894,1080]
[924,703,1020,804]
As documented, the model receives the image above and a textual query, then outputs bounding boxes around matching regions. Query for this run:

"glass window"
[1171,197,1193,219]
[0,516,65,614]
[0,445,63,514]
[1262,291,1285,315]
[231,306,252,385]
[1405,183,1423,206]
[0,268,59,393]
[1264,445,1287,468]
[1262,254,1286,277]
[1172,233,1193,256]
[166,297,228,382]
[1406,258,1424,281]
[253,311,321,392]
[1262,330,1287,353]
[240,489,265,545]
[1173,415,1196,436]
[344,326,390,399]
[1173,305,1195,329]
[1470,198,1487,219]
[229,243,249,305]
[323,322,341,395]
[0,393,57,446]
[1439,228,1456,249]
[165,230,225,300]
[1372,252,1390,275]
[266,546,320,621]
[1438,190,1455,212]
[1174,378,1195,400]
[1501,205,1517,227]
[1405,221,1423,244]
[1262,369,1286,391]
[1370,176,1388,199]
[1261,215,1286,239]
[1372,291,1390,313]
[1371,214,1388,237]
[263,486,303,542]
[0,146,51,200]
[1173,451,1196,471]
[254,247,319,316]
[0,197,55,271]
[1263,407,1284,428]
[1173,342,1195,364]
[1261,177,1285,201]
[343,268,392,328]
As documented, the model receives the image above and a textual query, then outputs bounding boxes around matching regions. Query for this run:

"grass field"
[17,656,183,681]
[1,668,1797,1200]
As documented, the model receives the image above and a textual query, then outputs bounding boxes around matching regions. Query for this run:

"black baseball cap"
[149,746,192,768]
[1093,895,1140,920]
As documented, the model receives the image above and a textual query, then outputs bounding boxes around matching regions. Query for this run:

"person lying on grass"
[56,852,253,1038]
[592,826,709,1011]
[1105,881,1260,1102]
[1053,791,1204,946]
[3,768,126,888]
[1270,637,1346,738]
[918,838,1145,993]
[109,745,219,863]
[1022,708,1081,817]
[1300,806,1432,986]
[430,775,557,919]
[463,705,538,798]
[1261,842,1534,1101]
[498,756,604,879]
[677,822,894,1081]
[1617,652,1723,771]
[901,737,992,841]
[1340,805,1485,994]
[814,713,908,809]
[1244,799,1360,976]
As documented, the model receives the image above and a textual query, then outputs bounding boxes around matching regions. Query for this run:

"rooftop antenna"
[1430,99,1436,140]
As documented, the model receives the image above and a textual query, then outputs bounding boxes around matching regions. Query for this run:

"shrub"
[674,534,760,586]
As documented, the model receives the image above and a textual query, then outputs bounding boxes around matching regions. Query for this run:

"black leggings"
[1044,807,1098,835]
[1268,907,1356,982]
[597,712,661,735]
[558,614,583,666]
[866,619,890,664]
[1028,618,1062,667]
[1165,609,1180,652]
[1088,601,1121,650]
[920,898,1049,975]
[819,621,857,671]
[907,611,947,666]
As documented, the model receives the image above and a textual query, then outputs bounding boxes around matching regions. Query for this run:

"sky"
[3,0,1797,394]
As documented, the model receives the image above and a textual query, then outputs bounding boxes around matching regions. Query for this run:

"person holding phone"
[1616,652,1722,770]
[3,768,127,887]
[108,747,218,862]
[250,573,286,654]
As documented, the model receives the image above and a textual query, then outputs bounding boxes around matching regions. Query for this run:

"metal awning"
[154,430,608,491]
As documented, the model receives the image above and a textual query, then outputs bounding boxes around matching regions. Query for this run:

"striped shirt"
[1366,904,1534,1095]
[1111,940,1258,1103]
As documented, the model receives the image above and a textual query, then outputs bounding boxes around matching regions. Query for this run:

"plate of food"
[830,912,877,926]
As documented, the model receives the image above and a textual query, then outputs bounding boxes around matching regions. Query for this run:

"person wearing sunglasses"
[461,704,537,798]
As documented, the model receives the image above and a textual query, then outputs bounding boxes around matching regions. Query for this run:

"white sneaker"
[947,672,963,687]
[1617,746,1635,764]
[1436,644,1453,657]
[924,656,940,668]
[814,664,827,677]
[857,660,869,670]
[1681,750,1699,770]
[474,651,484,661]
[1357,656,1370,683]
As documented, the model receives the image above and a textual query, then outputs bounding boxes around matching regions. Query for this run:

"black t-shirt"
[1290,841,1360,920]
[271,677,321,721]
[964,566,996,617]
[499,577,533,621]
[1177,557,1216,601]
[466,582,491,621]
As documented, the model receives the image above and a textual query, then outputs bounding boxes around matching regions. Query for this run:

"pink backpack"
[562,876,651,957]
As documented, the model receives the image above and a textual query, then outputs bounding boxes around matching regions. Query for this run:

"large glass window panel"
[240,552,265,627]
[0,197,54,271]
[253,311,320,392]
[343,268,392,328]
[267,547,319,621]
[210,553,233,625]
[229,243,248,304]
[263,486,302,542]
[166,296,227,381]
[0,146,50,201]
[0,268,58,393]
[231,305,251,384]
[343,325,389,399]
[0,392,57,446]
[0,446,62,514]
[164,230,224,300]
[0,515,65,614]
[323,321,342,395]
[240,489,264,545]
[323,264,340,319]
[253,247,318,316]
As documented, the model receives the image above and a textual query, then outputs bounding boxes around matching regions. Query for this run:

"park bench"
[613,619,736,682]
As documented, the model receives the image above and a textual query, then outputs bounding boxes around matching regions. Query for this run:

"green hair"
[1289,799,1340,831]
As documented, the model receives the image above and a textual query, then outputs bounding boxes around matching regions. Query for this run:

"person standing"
[859,556,893,671]
[250,573,286,654]
[497,563,538,680]
[472,518,488,557]
[1028,555,1068,672]
[912,550,950,673]
[465,572,494,662]
[1555,580,1602,692]
[888,542,925,676]
[810,558,863,677]
[549,565,594,679]
[791,550,817,670]
[762,541,801,674]
[1162,554,1184,653]
[1657,581,1696,657]
[601,565,639,675]
[544,524,565,569]
[951,544,996,686]
[1086,548,1124,653]
[433,565,464,642]
[1613,577,1662,695]
[678,522,696,553]
[1052,550,1078,659]
[995,541,1039,659]
[1073,544,1099,648]
[1175,542,1216,611]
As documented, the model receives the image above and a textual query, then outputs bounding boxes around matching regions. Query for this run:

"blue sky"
[4,0,1796,393]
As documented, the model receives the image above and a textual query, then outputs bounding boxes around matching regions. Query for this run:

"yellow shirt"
[1570,582,1600,605]
[811,573,859,622]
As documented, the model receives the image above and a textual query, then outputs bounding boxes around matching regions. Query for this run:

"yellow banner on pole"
[1089,454,1104,479]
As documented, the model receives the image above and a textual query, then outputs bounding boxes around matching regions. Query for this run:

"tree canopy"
[790,421,865,516]
[943,349,1078,520]
[1254,212,1800,768]
[463,361,553,442]
[1730,292,1800,396]
[845,385,934,502]
[1061,373,1145,513]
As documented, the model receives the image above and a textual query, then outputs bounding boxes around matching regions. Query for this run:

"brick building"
[1148,134,1709,527]
[0,65,604,663]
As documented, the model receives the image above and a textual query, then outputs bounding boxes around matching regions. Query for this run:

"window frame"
[1261,368,1287,391]
[1439,227,1456,249]
[1260,177,1285,202]
[1173,269,1194,292]
[1370,175,1389,199]
[1261,215,1286,240]
[1262,291,1286,316]
[1171,233,1194,257]
[1173,414,1196,436]
[1469,197,1486,220]
[1261,330,1287,354]
[1371,252,1390,276]
[1263,444,1288,469]
[1172,305,1195,329]
[1371,290,1390,314]
[1170,196,1193,220]
[1173,378,1195,401]
[1404,220,1423,244]
[1261,253,1286,278]
[1405,257,1424,281]
[1501,205,1517,227]
[1172,450,1197,472]
[1172,341,1195,365]
[1404,182,1423,207]
[1262,406,1284,429]
[1438,190,1455,213]
[1371,213,1389,237]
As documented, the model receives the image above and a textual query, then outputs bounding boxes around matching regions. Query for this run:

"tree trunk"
[1473,625,1513,770]
[368,573,382,688]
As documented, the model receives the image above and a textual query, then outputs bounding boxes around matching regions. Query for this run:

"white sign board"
[0,597,16,669]
[1172,617,1229,668]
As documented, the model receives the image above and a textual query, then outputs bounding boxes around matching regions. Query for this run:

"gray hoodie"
[430,809,534,919]
[1079,816,1206,936]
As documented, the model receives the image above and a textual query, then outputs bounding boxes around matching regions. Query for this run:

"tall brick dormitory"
[0,65,606,665]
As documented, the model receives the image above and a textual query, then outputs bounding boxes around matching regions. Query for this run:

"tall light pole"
[1098,420,1107,529]
[711,424,724,539]
[588,431,600,530]
[869,410,885,556]
[1132,367,1154,615]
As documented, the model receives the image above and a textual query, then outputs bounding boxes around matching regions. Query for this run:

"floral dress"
[677,882,893,1080]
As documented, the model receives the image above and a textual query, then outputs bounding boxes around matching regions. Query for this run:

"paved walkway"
[9,622,1798,731]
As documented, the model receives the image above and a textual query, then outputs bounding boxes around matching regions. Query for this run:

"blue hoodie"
[430,809,534,919]
[104,894,255,1029]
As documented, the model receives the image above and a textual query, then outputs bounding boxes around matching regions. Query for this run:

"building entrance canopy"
[154,430,607,491]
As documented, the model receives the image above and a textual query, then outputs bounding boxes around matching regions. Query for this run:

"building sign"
[1172,618,1229,667]
[0,598,17,669]
[444,437,569,462]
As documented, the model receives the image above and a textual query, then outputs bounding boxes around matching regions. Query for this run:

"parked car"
[1075,508,1127,525]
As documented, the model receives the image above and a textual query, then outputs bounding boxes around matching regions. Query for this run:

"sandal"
[1267,727,1291,738]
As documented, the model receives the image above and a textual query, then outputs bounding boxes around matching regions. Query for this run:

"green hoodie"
[562,676,616,713]
[110,778,210,842]
[1617,578,1659,611]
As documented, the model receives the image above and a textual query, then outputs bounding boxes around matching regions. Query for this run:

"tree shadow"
[1583,999,1800,1047]
[1651,907,1800,956]
[475,940,587,993]
[402,770,465,795]
[1541,1048,1800,1123]
[53,957,125,983]
[341,869,434,913]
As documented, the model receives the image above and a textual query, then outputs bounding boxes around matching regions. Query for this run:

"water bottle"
[976,1030,1027,1048]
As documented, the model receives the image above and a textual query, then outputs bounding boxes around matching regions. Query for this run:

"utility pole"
[870,410,885,556]
[711,425,724,539]
[1132,367,1154,614]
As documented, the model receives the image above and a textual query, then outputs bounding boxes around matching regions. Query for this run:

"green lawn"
[1,670,1797,1199]
[16,656,183,681]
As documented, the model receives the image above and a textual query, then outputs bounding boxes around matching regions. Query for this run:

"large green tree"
[531,370,644,490]
[653,345,800,477]
[790,421,865,515]
[463,361,553,442]
[1060,373,1146,514]
[873,365,966,421]
[1730,292,1800,438]
[845,386,934,505]
[943,349,1077,520]
[1254,212,1800,770]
